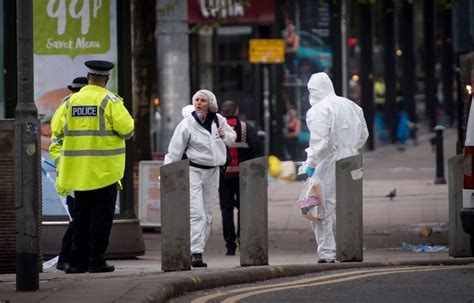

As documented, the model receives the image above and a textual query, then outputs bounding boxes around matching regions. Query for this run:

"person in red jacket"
[218,100,262,255]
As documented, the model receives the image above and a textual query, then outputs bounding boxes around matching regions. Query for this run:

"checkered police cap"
[85,60,114,77]
[67,77,88,92]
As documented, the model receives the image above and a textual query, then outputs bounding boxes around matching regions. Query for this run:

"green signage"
[34,0,110,59]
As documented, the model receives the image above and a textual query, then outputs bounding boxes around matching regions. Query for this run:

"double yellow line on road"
[191,265,472,303]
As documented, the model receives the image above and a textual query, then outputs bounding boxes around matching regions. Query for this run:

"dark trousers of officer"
[219,177,240,250]
[70,183,117,268]
[58,195,75,265]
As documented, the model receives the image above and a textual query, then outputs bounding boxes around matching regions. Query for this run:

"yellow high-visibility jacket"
[52,85,134,191]
[374,81,386,105]
[49,95,71,166]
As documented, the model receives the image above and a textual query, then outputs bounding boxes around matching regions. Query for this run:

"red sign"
[188,0,274,25]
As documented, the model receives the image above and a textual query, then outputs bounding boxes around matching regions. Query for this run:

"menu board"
[138,161,163,227]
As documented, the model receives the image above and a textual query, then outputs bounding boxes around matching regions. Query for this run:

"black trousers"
[70,183,117,268]
[218,177,240,249]
[285,137,300,161]
[58,195,75,264]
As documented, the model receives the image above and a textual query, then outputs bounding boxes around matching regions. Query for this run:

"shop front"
[280,0,336,161]
[33,0,143,259]
[188,0,275,128]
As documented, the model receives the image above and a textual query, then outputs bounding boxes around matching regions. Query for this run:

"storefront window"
[195,26,257,122]
[281,0,335,161]
[188,0,275,128]
[197,28,213,89]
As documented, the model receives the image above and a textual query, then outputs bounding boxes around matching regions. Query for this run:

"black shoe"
[226,247,236,256]
[56,262,69,271]
[317,259,335,264]
[89,262,115,273]
[64,265,88,274]
[191,253,208,268]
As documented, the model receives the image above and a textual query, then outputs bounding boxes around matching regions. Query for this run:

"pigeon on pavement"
[386,188,397,200]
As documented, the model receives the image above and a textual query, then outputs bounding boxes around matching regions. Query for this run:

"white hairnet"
[192,89,218,113]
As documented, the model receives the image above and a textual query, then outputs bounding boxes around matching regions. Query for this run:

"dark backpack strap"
[214,116,232,172]
[240,121,247,143]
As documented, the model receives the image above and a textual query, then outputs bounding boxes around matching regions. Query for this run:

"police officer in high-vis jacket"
[49,76,88,271]
[52,60,134,273]
[50,76,89,167]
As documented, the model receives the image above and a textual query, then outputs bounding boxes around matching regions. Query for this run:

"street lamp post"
[359,1,374,151]
[15,0,40,291]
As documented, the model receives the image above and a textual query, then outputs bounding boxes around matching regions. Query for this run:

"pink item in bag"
[298,196,321,208]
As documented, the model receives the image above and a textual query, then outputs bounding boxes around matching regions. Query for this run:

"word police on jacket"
[72,106,97,117]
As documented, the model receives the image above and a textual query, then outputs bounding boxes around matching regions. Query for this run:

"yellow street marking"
[222,266,468,303]
[191,266,453,303]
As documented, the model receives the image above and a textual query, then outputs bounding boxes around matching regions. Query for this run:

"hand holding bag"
[297,175,325,222]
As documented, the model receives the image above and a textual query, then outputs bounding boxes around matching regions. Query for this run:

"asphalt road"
[171,265,474,303]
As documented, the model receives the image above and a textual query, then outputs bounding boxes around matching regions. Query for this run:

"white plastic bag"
[297,175,325,222]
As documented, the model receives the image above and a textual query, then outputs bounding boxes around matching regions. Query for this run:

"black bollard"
[434,125,447,184]
[410,122,418,145]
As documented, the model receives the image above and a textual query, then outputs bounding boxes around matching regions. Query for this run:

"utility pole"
[359,2,374,151]
[156,0,190,154]
[131,0,155,161]
[383,0,397,143]
[341,0,348,97]
[331,1,343,96]
[423,0,437,129]
[399,0,417,137]
[263,66,270,156]
[15,0,40,291]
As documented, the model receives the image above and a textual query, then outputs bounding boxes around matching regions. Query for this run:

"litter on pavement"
[399,242,448,252]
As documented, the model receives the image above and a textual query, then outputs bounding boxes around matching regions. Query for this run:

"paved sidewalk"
[1,127,473,303]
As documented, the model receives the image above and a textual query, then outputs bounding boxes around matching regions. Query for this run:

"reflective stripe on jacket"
[49,95,71,166]
[54,85,134,191]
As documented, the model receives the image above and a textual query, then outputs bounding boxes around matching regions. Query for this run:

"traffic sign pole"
[248,39,285,156]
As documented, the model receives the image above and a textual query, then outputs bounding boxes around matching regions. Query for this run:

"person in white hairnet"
[304,72,369,263]
[164,89,236,268]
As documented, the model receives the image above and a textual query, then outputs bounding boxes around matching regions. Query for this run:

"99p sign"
[34,0,110,59]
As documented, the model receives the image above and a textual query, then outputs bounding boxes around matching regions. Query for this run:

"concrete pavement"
[1,127,473,303]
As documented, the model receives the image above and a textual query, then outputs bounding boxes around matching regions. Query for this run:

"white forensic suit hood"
[304,72,369,262]
[307,72,336,106]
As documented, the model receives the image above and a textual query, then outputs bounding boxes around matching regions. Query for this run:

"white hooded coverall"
[164,90,236,254]
[305,73,369,261]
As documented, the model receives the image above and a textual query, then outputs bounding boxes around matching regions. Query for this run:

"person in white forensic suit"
[304,72,369,263]
[164,89,236,268]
